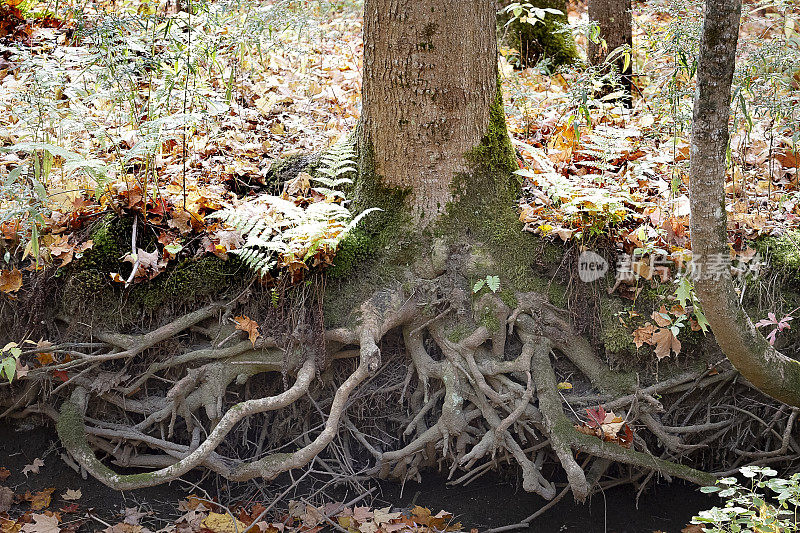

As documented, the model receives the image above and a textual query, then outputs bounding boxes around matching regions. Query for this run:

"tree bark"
[689,0,800,407]
[360,0,498,222]
[588,0,632,100]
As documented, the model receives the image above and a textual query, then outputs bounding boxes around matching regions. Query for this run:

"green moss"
[78,214,131,272]
[129,256,236,311]
[599,299,636,357]
[479,306,502,333]
[499,289,518,309]
[447,323,472,343]
[756,230,800,286]
[323,135,415,326]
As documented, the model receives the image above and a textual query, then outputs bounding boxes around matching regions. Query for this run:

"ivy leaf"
[693,307,710,333]
[676,277,692,308]
[0,356,16,382]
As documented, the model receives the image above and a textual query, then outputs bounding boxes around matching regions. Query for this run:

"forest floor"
[0,0,798,531]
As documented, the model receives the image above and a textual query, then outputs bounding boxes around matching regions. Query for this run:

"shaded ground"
[0,422,715,532]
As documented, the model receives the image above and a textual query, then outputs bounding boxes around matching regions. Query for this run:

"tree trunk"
[360,0,498,222]
[689,0,800,407]
[588,0,632,100]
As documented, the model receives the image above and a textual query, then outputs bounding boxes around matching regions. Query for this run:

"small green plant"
[473,275,500,294]
[693,466,800,532]
[675,276,710,333]
[500,3,563,28]
[0,342,22,383]
[311,139,358,200]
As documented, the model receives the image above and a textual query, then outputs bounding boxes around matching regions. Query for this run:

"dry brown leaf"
[632,323,655,348]
[26,488,54,511]
[22,458,44,477]
[102,524,141,533]
[233,316,261,347]
[651,309,671,328]
[20,514,59,533]
[652,328,681,360]
[60,489,81,502]
[0,269,22,294]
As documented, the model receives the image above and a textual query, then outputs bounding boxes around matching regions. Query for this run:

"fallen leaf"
[20,514,59,533]
[632,323,656,348]
[102,524,141,533]
[60,489,81,501]
[123,507,148,525]
[652,327,681,360]
[0,269,22,294]
[25,488,54,511]
[201,512,246,533]
[233,316,261,347]
[0,467,9,481]
[59,504,79,514]
[22,458,44,477]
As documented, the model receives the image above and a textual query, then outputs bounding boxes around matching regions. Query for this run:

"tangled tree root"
[2,271,798,504]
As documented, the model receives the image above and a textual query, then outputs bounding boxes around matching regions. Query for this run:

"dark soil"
[0,421,716,532]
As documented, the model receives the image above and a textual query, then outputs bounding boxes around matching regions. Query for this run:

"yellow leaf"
[201,513,246,533]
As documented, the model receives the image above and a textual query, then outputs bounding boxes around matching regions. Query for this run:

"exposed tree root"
[1,271,796,503]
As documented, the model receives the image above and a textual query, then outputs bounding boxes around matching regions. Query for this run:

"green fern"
[311,139,358,199]
[210,139,378,278]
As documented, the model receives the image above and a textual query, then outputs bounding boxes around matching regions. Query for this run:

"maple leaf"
[36,352,55,366]
[0,269,22,294]
[20,514,59,533]
[651,309,671,328]
[233,316,261,346]
[25,488,54,510]
[585,405,607,429]
[123,507,149,525]
[352,506,373,523]
[632,323,655,348]
[102,524,141,533]
[600,412,625,439]
[22,458,44,477]
[652,327,681,360]
[168,210,195,234]
[61,489,81,501]
[372,507,402,525]
[215,230,244,252]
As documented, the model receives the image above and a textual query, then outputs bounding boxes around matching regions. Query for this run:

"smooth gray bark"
[689,0,800,407]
